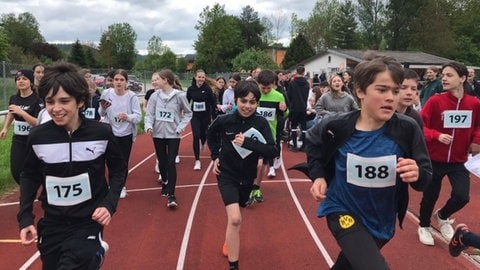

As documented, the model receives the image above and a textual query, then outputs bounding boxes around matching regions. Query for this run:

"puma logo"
[86,147,96,154]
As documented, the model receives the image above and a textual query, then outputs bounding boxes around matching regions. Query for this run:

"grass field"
[0,129,16,196]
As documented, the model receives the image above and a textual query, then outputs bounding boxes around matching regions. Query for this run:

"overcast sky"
[2,0,314,55]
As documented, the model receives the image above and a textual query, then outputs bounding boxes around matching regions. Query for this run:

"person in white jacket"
[144,69,193,208]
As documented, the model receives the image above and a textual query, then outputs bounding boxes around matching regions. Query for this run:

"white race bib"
[45,173,92,206]
[443,110,472,128]
[14,120,32,135]
[257,107,276,121]
[232,127,266,159]
[156,108,174,122]
[84,108,96,119]
[346,153,397,188]
[193,101,206,112]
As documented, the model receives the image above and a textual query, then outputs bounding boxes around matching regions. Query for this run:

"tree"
[331,0,358,49]
[147,35,167,56]
[31,42,63,62]
[84,47,98,68]
[69,40,86,67]
[0,29,9,61]
[232,48,278,72]
[195,3,227,32]
[282,34,316,69]
[0,12,44,55]
[357,0,387,50]
[99,23,137,70]
[262,11,288,47]
[385,0,425,50]
[194,5,244,72]
[236,5,266,49]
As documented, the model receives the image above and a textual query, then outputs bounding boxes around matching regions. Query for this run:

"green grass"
[0,129,16,196]
[0,79,17,111]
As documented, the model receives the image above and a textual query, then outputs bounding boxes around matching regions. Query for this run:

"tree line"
[1,0,479,74]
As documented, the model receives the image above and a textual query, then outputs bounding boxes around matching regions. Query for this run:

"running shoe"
[119,187,127,198]
[252,189,264,203]
[273,157,281,169]
[193,160,201,171]
[96,239,109,268]
[449,224,469,257]
[435,209,455,240]
[167,195,178,208]
[154,159,159,173]
[418,226,434,246]
[175,155,180,164]
[222,242,228,257]
[161,181,169,196]
[158,173,162,183]
[267,166,276,178]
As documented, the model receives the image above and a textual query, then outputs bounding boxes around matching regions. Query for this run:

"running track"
[1,125,480,269]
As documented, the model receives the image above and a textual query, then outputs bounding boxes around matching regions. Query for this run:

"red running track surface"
[1,125,480,269]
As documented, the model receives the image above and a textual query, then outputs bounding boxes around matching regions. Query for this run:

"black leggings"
[419,162,470,227]
[115,134,133,183]
[153,138,180,195]
[326,212,390,270]
[190,115,210,160]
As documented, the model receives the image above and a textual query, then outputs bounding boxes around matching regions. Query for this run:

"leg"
[327,213,389,270]
[440,163,470,218]
[166,139,180,196]
[419,162,446,227]
[190,117,201,161]
[153,138,169,194]
[10,136,27,184]
[225,203,242,262]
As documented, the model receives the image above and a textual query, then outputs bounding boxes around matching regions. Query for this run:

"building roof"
[301,49,454,67]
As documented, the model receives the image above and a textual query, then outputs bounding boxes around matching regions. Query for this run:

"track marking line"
[176,160,214,270]
[280,159,335,267]
[19,251,40,270]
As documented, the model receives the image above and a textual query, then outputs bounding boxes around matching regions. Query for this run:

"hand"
[116,113,128,121]
[146,128,153,135]
[92,207,112,226]
[397,157,419,183]
[438,134,452,145]
[0,129,7,139]
[232,132,244,146]
[99,100,112,109]
[279,102,287,112]
[20,225,37,245]
[310,178,327,201]
[212,158,221,175]
[8,105,23,116]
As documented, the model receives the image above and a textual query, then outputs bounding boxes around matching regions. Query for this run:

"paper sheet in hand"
[465,154,480,178]
[232,127,266,159]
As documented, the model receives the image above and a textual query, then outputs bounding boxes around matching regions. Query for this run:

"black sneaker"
[449,223,469,257]
[161,188,169,196]
[167,195,178,208]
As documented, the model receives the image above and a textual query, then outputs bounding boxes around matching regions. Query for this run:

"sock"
[252,184,260,190]
[229,261,239,270]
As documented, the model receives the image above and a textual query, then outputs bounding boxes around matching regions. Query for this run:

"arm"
[240,119,278,159]
[408,122,433,191]
[177,93,193,134]
[207,116,222,160]
[0,112,14,139]
[126,94,142,124]
[144,93,156,132]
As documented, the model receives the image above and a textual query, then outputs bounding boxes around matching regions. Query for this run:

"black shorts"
[217,176,253,207]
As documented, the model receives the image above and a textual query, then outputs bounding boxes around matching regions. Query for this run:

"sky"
[2,0,314,55]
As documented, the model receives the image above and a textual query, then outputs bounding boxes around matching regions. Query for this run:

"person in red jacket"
[418,61,480,246]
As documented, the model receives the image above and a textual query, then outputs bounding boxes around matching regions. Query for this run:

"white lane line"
[281,161,335,267]
[176,161,213,270]
[19,251,40,270]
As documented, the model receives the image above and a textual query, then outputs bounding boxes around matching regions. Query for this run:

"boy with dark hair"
[207,80,278,270]
[287,64,310,151]
[18,62,127,269]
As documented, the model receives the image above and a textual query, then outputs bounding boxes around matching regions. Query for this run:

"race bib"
[14,120,31,135]
[232,127,266,159]
[84,108,95,119]
[443,110,472,128]
[156,108,174,122]
[346,153,397,188]
[45,173,92,206]
[257,107,276,121]
[193,101,206,112]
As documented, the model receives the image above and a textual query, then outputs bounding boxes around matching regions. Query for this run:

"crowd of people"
[1,54,480,269]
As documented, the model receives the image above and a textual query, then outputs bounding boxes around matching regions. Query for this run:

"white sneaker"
[418,226,434,246]
[154,159,159,173]
[158,174,162,182]
[120,187,127,198]
[175,155,180,164]
[273,158,281,169]
[435,209,455,240]
[267,166,276,177]
[193,160,201,171]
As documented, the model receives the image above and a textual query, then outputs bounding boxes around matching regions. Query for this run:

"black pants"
[288,111,306,149]
[10,135,28,184]
[190,115,210,160]
[115,134,133,183]
[419,162,470,227]
[153,138,180,195]
[326,212,390,270]
[37,217,104,270]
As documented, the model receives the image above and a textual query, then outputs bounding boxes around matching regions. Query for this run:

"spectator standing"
[221,73,241,114]
[314,74,358,120]
[99,69,142,198]
[286,65,310,151]
[17,62,127,269]
[418,62,480,246]
[306,55,431,269]
[32,64,45,91]
[145,69,192,208]
[466,68,480,98]
[420,66,443,105]
[0,69,43,184]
